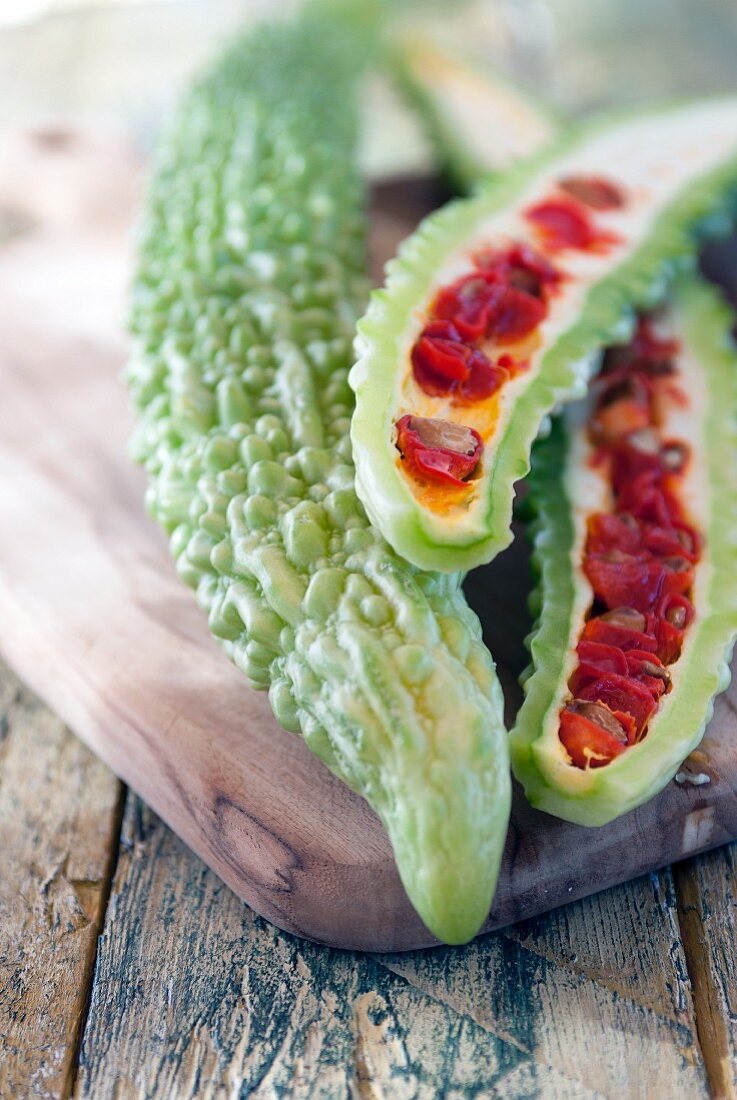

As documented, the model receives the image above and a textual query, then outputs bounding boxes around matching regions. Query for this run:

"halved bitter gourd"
[511,277,737,825]
[350,99,737,573]
[390,33,559,188]
[127,2,512,945]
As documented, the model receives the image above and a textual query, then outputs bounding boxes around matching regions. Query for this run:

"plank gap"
[65,783,128,1100]
[673,856,736,1100]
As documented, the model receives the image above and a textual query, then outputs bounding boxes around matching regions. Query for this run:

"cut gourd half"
[350,99,737,573]
[511,276,737,826]
[391,33,560,187]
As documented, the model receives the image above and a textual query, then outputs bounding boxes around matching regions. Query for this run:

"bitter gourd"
[392,33,559,189]
[350,100,737,573]
[511,277,737,824]
[127,3,510,944]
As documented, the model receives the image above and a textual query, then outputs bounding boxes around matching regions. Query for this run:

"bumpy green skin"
[127,4,510,945]
[350,102,737,574]
[511,277,737,825]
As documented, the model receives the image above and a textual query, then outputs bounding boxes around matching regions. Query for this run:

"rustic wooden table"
[2,5,737,1098]
[3,656,737,1098]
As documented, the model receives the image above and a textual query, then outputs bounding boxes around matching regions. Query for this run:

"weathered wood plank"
[504,869,690,1020]
[75,796,710,1099]
[0,662,122,1100]
[383,870,708,1098]
[674,842,737,1100]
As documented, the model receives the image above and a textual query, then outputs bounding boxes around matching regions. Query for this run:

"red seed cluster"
[414,243,558,403]
[395,175,626,492]
[526,174,624,252]
[558,175,625,211]
[524,197,621,253]
[559,317,699,769]
[398,245,559,486]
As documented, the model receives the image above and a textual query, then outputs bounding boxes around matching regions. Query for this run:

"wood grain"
[75,795,709,1100]
[0,663,122,1100]
[0,623,722,1100]
[2,126,737,951]
[383,871,709,1098]
[674,846,737,1100]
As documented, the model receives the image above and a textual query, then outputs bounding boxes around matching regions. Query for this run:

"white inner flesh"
[537,308,710,784]
[395,100,737,532]
[405,42,555,170]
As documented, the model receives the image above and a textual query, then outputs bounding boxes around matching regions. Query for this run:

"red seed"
[395,414,483,487]
[569,642,629,694]
[454,351,507,404]
[577,672,657,737]
[487,285,546,343]
[583,617,658,654]
[641,521,700,563]
[432,272,503,341]
[625,650,671,695]
[412,340,469,384]
[559,707,628,768]
[411,325,472,397]
[525,197,598,251]
[586,513,642,556]
[657,593,694,631]
[411,322,506,403]
[558,175,625,210]
[603,316,680,375]
[599,606,647,632]
[584,552,668,613]
[475,242,561,297]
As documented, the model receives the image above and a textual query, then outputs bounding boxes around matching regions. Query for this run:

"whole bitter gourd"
[127,3,509,945]
[512,278,737,824]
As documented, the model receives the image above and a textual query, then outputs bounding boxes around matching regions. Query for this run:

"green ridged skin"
[350,100,737,574]
[511,277,737,825]
[127,4,510,945]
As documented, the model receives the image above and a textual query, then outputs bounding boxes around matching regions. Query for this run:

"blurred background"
[3,0,737,179]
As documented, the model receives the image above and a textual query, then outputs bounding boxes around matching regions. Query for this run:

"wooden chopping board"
[2,127,737,953]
